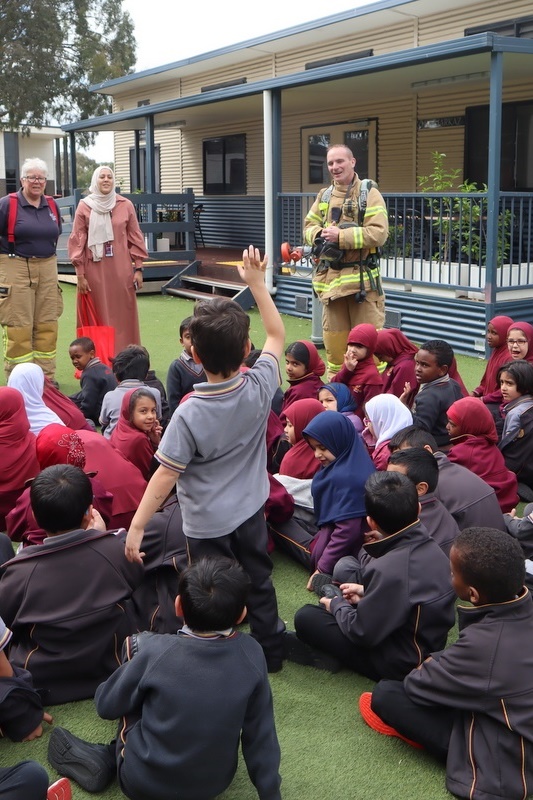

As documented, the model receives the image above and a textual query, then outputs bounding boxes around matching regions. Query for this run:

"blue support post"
[484,50,503,342]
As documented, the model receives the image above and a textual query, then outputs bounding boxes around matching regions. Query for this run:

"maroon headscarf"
[42,377,92,430]
[0,388,39,525]
[36,423,87,468]
[279,398,325,479]
[447,397,498,444]
[473,315,514,398]
[375,328,417,361]
[345,323,381,385]
[110,388,156,480]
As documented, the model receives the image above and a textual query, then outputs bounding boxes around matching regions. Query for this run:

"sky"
[85,0,376,162]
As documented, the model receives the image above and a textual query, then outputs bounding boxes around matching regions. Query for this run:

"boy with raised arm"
[126,246,286,671]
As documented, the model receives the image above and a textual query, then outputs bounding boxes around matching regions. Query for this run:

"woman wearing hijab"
[0,387,40,530]
[7,363,64,435]
[68,166,148,354]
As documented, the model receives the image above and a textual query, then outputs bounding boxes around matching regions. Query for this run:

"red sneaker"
[358,692,424,749]
[47,777,72,800]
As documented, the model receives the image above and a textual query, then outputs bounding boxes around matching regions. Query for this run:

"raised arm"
[238,246,285,362]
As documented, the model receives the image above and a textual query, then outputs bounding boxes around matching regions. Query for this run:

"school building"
[61,0,533,354]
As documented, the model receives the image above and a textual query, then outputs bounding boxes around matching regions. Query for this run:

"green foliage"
[0,0,136,142]
[419,152,511,266]
[76,151,113,192]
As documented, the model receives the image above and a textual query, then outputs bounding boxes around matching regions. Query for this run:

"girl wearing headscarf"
[302,411,375,586]
[0,387,39,529]
[281,340,325,417]
[506,321,533,364]
[471,315,514,404]
[6,424,113,546]
[110,388,162,480]
[68,166,148,354]
[279,398,326,479]
[331,323,383,420]
[318,382,363,431]
[446,396,518,513]
[364,394,413,470]
[375,328,418,402]
[7,363,64,435]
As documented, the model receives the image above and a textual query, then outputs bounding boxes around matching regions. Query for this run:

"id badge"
[104,242,113,257]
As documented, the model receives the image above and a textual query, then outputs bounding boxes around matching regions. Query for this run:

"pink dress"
[69,195,148,354]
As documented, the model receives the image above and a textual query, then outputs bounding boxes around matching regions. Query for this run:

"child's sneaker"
[47,778,72,800]
[358,692,423,749]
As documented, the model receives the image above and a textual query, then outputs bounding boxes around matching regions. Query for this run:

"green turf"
[2,284,490,798]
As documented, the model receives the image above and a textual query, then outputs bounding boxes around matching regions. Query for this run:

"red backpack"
[7,192,61,257]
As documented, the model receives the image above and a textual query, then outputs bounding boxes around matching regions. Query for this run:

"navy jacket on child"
[70,357,117,425]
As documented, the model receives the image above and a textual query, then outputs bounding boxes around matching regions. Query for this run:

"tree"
[0,0,136,136]
[76,151,113,191]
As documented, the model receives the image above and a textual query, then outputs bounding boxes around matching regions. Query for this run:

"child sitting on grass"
[99,345,162,438]
[166,315,206,415]
[68,336,117,426]
[498,359,533,501]
[110,388,162,481]
[48,558,281,800]
[402,339,463,448]
[318,382,362,431]
[363,527,533,800]
[286,470,455,675]
[446,396,518,513]
[281,339,325,417]
[331,323,383,420]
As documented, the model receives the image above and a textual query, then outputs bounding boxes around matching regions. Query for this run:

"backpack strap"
[358,178,378,225]
[7,193,60,257]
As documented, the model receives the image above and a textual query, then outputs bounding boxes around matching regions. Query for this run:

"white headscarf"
[82,166,117,262]
[7,364,65,436]
[365,394,413,448]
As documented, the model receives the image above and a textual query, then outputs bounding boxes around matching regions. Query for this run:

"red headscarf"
[110,388,155,480]
[345,323,381,386]
[508,321,533,363]
[0,387,39,494]
[375,328,417,361]
[36,424,87,468]
[42,378,92,430]
[447,397,498,444]
[279,398,325,479]
[474,316,514,397]
[286,340,326,378]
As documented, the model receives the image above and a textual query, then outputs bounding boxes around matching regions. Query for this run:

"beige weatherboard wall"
[101,0,533,197]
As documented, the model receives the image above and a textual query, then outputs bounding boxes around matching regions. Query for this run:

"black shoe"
[266,656,283,673]
[48,728,115,793]
[319,583,343,601]
[283,631,342,673]
[518,483,533,503]
[309,572,334,597]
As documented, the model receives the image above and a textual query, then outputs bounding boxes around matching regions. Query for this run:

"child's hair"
[453,527,525,603]
[30,464,93,534]
[179,316,193,338]
[388,447,439,493]
[285,341,311,368]
[69,336,95,353]
[365,471,419,534]
[189,298,250,378]
[497,360,533,396]
[419,339,454,368]
[388,424,438,454]
[244,348,262,368]
[128,388,155,423]
[111,345,150,381]
[178,557,251,631]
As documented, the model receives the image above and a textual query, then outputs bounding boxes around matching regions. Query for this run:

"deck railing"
[279,191,533,292]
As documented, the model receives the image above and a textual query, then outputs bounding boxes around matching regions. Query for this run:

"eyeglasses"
[23,175,46,183]
[507,339,528,346]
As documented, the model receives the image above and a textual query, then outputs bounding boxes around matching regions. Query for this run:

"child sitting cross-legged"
[48,557,281,800]
[362,527,533,800]
[110,388,162,481]
[68,336,117,426]
[284,470,455,675]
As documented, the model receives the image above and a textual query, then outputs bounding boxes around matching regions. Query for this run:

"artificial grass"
[2,284,489,798]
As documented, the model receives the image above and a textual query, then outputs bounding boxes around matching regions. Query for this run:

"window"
[465,101,533,190]
[129,146,160,192]
[203,135,246,195]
